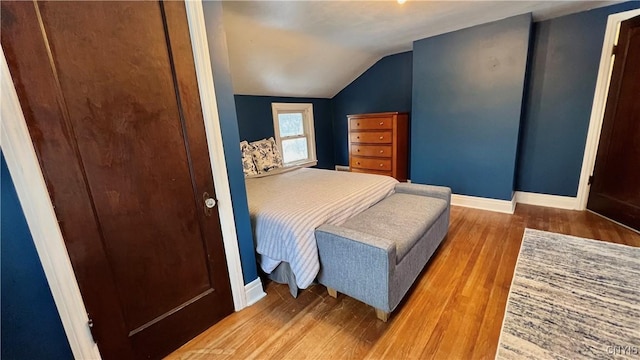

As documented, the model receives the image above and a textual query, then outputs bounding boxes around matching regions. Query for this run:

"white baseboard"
[451,191,579,214]
[451,194,516,214]
[334,165,350,172]
[244,277,266,306]
[514,191,578,210]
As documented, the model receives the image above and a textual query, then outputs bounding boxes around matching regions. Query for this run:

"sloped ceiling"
[221,1,617,98]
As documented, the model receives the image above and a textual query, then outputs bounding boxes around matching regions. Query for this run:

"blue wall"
[331,52,413,165]
[203,1,258,285]
[1,153,73,359]
[227,3,639,202]
[411,14,532,200]
[516,1,640,196]
[234,95,335,170]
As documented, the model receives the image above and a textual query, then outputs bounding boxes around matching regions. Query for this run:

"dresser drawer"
[350,168,393,177]
[349,117,393,130]
[351,156,392,171]
[350,131,392,144]
[351,144,392,158]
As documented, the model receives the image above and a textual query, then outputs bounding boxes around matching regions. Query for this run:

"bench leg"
[327,287,338,298]
[375,308,390,322]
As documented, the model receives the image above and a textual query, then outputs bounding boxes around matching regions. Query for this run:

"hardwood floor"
[166,205,640,360]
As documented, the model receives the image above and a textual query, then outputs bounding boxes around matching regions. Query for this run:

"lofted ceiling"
[221,1,618,99]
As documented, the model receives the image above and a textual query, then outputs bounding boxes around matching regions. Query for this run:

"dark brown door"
[587,15,640,231]
[1,1,234,359]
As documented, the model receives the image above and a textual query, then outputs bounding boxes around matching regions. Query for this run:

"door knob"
[203,192,216,216]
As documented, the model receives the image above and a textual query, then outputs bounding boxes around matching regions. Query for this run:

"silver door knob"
[205,198,216,208]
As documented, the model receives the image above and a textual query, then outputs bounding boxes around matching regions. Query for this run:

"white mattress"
[245,168,398,288]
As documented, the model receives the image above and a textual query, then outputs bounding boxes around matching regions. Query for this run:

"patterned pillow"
[250,137,284,173]
[240,141,258,176]
[269,138,284,167]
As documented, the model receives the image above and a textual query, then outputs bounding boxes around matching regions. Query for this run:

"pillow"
[240,140,258,176]
[245,165,302,179]
[250,137,283,173]
[268,138,284,167]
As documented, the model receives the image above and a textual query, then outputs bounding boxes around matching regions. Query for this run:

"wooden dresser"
[348,112,409,181]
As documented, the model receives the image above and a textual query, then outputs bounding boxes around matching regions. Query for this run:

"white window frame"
[271,102,317,167]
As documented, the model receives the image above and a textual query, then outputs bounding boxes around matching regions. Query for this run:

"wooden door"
[1,1,234,359]
[587,15,640,231]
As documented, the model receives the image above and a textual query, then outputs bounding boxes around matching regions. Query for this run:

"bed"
[245,167,398,295]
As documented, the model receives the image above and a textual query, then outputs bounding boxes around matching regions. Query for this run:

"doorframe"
[184,0,247,311]
[1,47,102,360]
[0,1,247,358]
[576,8,640,210]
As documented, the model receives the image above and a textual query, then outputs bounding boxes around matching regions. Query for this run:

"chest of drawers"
[348,112,408,181]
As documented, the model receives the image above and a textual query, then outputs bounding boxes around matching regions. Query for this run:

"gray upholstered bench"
[315,183,451,321]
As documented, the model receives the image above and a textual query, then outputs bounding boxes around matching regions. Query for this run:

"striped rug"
[496,229,640,360]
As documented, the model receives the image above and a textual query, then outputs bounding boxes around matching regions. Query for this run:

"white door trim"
[1,46,102,360]
[184,0,247,311]
[0,1,247,358]
[576,8,640,210]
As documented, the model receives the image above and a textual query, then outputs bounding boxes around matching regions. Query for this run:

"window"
[271,103,317,167]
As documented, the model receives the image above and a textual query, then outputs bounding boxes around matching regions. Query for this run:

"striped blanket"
[245,168,398,289]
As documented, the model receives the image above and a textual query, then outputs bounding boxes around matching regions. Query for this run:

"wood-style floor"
[167,204,640,360]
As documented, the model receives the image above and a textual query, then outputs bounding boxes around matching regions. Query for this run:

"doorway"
[586,15,640,231]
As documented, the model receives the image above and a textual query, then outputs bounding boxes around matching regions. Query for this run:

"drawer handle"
[356,162,361,165]
[379,136,384,140]
[357,122,360,126]
[379,122,384,126]
[379,163,384,167]
[357,149,360,152]
[357,136,360,140]
[379,150,384,154]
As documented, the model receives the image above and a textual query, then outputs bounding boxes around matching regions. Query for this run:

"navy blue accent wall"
[1,153,73,359]
[516,1,640,196]
[234,95,335,170]
[203,1,258,284]
[331,52,413,165]
[411,14,532,200]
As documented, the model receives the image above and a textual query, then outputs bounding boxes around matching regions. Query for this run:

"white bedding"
[245,168,398,289]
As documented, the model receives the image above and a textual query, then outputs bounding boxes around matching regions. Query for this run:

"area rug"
[496,228,640,360]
